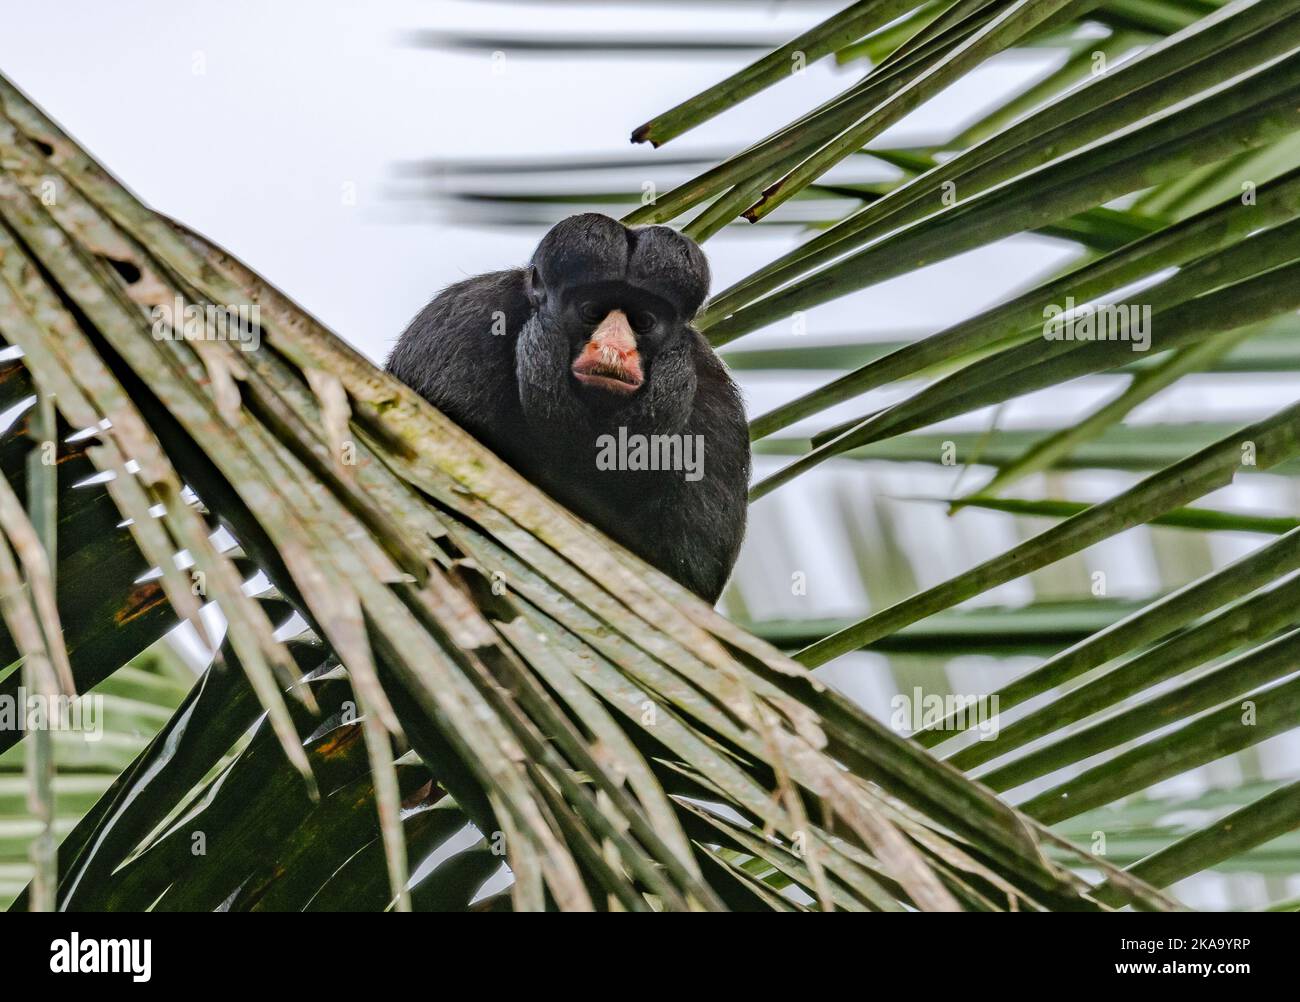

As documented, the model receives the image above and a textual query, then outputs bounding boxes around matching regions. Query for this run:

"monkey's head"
[517,213,709,435]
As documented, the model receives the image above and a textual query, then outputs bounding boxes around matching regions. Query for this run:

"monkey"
[385,213,750,603]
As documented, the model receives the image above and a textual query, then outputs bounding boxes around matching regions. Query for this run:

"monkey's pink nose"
[572,310,643,394]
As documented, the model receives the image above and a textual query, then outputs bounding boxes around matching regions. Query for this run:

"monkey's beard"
[515,315,697,446]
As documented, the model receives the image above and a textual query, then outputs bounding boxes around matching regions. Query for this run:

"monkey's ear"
[524,264,547,309]
[627,226,710,320]
[532,214,629,294]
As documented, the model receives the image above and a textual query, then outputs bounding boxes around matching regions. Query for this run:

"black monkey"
[386,213,750,602]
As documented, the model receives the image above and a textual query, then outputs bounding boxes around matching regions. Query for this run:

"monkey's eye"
[578,302,604,324]
[629,310,657,334]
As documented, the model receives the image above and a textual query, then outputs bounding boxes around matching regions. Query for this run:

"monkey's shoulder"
[686,331,750,471]
[416,268,531,341]
[385,270,531,443]
[388,269,527,372]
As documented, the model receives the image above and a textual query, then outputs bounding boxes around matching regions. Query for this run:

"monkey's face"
[557,280,678,401]
[519,214,709,425]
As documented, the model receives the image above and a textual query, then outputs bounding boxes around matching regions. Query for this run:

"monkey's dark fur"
[386,213,749,602]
